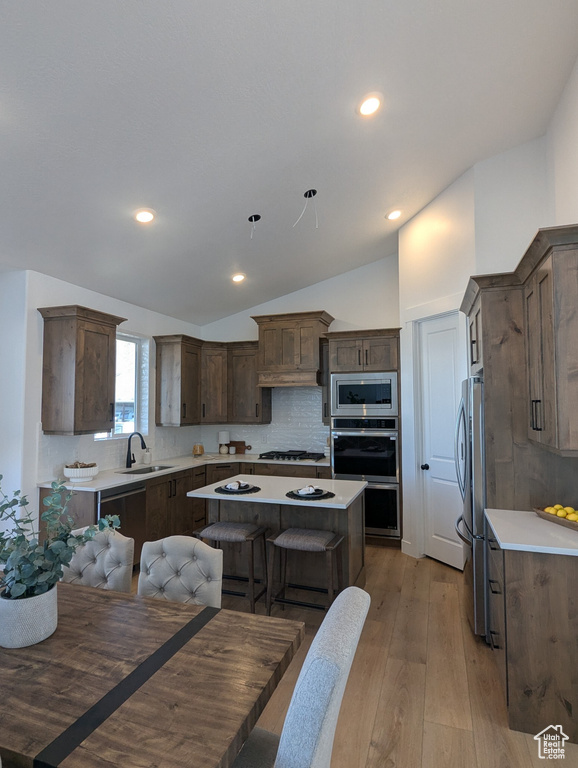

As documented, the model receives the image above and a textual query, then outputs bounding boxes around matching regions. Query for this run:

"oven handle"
[331,431,397,438]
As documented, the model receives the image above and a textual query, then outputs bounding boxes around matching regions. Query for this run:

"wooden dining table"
[0,582,304,768]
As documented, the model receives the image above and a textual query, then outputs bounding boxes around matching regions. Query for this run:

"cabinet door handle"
[470,337,478,365]
[182,403,187,419]
[172,479,177,496]
[110,403,115,423]
[489,630,502,651]
[365,348,368,366]
[168,480,172,499]
[202,403,206,418]
[531,399,542,431]
[488,537,500,551]
[324,402,328,418]
[488,578,502,595]
[255,403,259,418]
[358,349,361,366]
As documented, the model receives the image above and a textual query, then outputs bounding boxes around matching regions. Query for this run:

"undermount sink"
[116,465,174,475]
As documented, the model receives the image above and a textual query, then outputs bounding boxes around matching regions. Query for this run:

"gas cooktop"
[259,450,325,462]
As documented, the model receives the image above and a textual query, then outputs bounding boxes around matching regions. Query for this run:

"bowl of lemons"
[534,504,578,530]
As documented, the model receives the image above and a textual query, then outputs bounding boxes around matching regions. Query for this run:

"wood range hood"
[251,310,334,387]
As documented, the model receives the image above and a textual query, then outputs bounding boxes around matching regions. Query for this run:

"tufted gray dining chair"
[137,535,223,608]
[62,527,135,593]
[231,585,370,768]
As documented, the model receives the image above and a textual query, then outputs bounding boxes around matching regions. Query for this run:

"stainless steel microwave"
[330,371,398,417]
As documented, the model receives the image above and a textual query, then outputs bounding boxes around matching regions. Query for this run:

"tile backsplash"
[38,387,329,480]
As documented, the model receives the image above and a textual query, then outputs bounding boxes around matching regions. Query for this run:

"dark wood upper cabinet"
[227,342,272,424]
[325,329,400,373]
[251,310,334,386]
[154,334,203,426]
[201,343,228,423]
[38,305,126,435]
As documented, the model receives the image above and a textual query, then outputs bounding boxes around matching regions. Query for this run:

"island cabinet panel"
[201,343,228,423]
[38,488,97,543]
[227,342,272,424]
[326,328,400,373]
[154,335,202,426]
[39,305,126,435]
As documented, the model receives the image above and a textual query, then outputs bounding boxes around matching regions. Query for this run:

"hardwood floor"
[132,545,578,765]
[219,545,578,767]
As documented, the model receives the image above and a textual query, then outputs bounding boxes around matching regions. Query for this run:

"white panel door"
[419,312,466,569]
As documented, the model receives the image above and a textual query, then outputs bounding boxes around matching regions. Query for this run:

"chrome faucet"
[126,432,147,468]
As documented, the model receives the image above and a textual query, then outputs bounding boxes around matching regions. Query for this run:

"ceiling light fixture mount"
[293,189,319,229]
[248,214,261,239]
[357,92,383,117]
[134,208,156,224]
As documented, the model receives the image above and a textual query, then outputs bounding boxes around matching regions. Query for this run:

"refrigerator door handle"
[454,397,466,500]
[455,515,472,547]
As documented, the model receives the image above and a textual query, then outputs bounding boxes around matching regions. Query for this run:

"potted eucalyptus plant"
[0,475,119,648]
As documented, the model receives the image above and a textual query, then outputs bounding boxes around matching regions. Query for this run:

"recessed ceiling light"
[386,210,402,221]
[232,273,246,283]
[358,92,383,117]
[134,208,155,223]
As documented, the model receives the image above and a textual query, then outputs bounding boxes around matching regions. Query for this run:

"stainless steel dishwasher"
[97,482,147,567]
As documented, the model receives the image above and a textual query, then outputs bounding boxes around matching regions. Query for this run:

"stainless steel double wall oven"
[330,372,400,538]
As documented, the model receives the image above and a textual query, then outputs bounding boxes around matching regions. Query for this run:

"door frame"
[400,295,468,560]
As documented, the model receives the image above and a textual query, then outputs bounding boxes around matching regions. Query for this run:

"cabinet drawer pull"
[110,403,115,422]
[365,348,368,366]
[488,537,500,551]
[489,629,502,650]
[182,403,187,419]
[488,578,502,595]
[470,337,478,365]
[202,403,206,418]
[255,403,259,418]
[324,402,328,418]
[358,349,361,366]
[531,399,542,431]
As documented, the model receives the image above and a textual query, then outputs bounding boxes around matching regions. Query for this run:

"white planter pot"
[0,584,58,648]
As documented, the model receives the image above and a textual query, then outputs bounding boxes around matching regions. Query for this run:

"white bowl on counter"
[63,465,99,483]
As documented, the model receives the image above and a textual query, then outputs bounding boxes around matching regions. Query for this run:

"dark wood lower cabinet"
[38,488,98,543]
[486,532,578,742]
[146,469,195,541]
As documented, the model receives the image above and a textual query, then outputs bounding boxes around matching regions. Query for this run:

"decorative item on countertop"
[143,448,152,465]
[215,481,261,495]
[229,446,236,455]
[218,431,230,455]
[0,475,120,648]
[228,441,252,454]
[62,461,99,483]
[286,486,335,501]
[192,444,204,456]
[534,506,578,531]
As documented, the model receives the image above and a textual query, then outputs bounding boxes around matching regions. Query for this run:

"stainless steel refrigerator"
[454,376,487,639]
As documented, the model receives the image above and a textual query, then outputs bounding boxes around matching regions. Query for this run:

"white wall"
[548,55,578,224]
[0,271,28,514]
[474,136,552,274]
[201,255,399,341]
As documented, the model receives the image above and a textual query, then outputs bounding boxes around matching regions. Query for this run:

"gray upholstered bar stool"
[194,522,267,613]
[266,528,344,614]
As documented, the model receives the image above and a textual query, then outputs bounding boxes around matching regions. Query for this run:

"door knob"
[420,463,430,470]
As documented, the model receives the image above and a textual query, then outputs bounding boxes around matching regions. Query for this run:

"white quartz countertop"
[486,508,578,556]
[38,454,330,493]
[187,474,367,509]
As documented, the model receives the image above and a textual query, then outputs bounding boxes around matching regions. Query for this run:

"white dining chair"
[231,585,370,768]
[138,535,223,608]
[61,527,135,593]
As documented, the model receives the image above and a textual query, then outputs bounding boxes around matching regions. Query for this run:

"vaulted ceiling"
[1,2,577,323]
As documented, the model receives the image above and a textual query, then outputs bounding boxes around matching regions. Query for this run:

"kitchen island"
[187,474,367,596]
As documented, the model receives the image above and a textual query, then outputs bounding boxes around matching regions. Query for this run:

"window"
[95,334,149,439]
